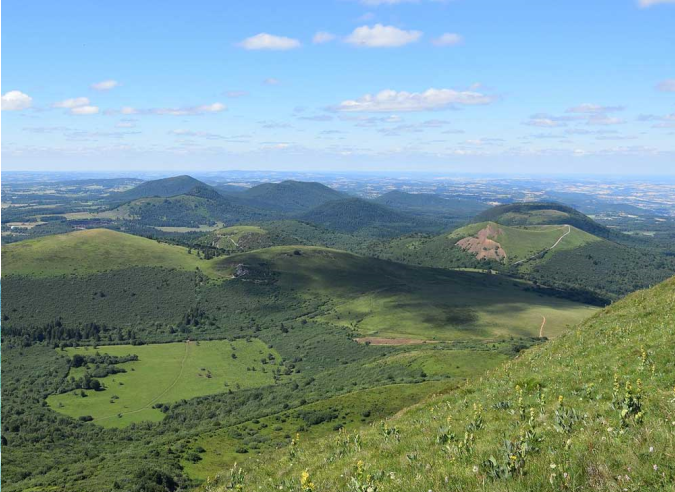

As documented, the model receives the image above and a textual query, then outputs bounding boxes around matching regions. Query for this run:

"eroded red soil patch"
[455,223,507,261]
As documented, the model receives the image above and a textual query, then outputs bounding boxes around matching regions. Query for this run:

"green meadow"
[216,246,597,341]
[363,348,511,378]
[1,229,215,277]
[48,339,286,428]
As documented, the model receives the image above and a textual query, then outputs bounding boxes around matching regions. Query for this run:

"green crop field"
[1,229,215,277]
[47,339,287,428]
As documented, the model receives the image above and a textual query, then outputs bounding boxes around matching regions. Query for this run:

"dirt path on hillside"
[539,316,546,338]
[513,225,572,266]
[95,341,191,423]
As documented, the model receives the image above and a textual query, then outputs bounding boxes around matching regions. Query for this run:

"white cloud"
[238,33,301,50]
[587,115,625,125]
[1,90,32,111]
[432,33,463,46]
[339,114,403,126]
[71,105,100,115]
[334,88,494,112]
[116,121,136,128]
[121,106,138,115]
[263,78,280,85]
[567,103,624,114]
[638,111,675,127]
[91,80,119,91]
[523,118,564,128]
[345,24,422,47]
[53,97,90,109]
[656,79,675,92]
[638,0,675,7]
[313,31,336,44]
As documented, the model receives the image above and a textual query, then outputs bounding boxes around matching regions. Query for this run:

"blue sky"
[2,0,675,174]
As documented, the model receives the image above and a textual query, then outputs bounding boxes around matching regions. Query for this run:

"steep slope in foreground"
[208,276,675,492]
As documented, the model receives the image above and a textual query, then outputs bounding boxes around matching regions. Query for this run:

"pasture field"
[48,339,287,427]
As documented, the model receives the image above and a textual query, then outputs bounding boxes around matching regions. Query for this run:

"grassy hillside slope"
[378,219,675,301]
[119,191,271,228]
[206,276,675,492]
[215,246,597,340]
[1,228,208,276]
[450,221,601,264]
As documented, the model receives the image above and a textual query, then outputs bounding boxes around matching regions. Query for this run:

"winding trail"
[513,225,572,266]
[95,341,191,422]
[539,316,546,338]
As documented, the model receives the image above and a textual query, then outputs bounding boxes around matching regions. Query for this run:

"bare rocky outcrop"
[455,223,507,261]
[233,263,250,278]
